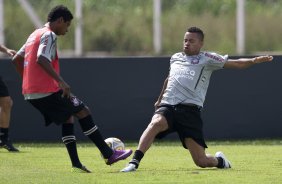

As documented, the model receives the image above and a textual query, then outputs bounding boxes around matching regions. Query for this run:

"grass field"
[1,140,282,184]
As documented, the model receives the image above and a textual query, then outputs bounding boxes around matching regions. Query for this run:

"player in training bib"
[12,5,132,173]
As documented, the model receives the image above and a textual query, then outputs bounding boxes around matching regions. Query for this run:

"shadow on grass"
[107,167,224,174]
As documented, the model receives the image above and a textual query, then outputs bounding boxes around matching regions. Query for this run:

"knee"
[148,119,167,132]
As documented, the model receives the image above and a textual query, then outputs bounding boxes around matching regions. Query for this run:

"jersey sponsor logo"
[171,65,196,80]
[179,67,195,77]
[204,52,224,62]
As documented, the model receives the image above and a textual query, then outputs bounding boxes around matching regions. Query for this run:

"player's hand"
[59,81,71,98]
[6,49,17,57]
[253,55,273,64]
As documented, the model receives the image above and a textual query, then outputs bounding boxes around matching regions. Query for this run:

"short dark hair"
[47,5,73,22]
[187,27,204,41]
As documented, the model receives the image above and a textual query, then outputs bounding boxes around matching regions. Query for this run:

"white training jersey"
[160,51,228,107]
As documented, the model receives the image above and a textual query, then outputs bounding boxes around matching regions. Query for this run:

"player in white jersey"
[121,27,273,172]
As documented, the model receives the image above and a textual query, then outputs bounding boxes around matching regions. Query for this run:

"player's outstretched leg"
[121,113,167,172]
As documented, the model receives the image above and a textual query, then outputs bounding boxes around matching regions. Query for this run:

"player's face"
[183,32,203,56]
[56,18,72,36]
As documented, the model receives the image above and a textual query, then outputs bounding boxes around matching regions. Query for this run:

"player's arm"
[12,54,24,78]
[37,56,71,98]
[37,31,71,98]
[0,44,16,56]
[224,55,273,69]
[154,77,168,109]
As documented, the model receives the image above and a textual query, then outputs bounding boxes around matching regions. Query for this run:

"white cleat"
[120,163,137,172]
[215,151,232,169]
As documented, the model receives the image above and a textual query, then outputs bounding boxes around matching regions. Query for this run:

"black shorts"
[155,104,207,149]
[28,90,85,126]
[0,76,9,97]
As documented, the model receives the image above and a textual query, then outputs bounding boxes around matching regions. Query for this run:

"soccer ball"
[104,137,125,151]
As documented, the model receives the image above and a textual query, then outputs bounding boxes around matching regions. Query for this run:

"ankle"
[129,159,140,168]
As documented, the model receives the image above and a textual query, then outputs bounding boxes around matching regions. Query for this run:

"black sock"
[0,128,9,142]
[216,157,224,168]
[62,123,82,168]
[129,150,144,168]
[79,115,113,159]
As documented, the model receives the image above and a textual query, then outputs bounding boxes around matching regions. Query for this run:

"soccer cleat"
[105,149,133,165]
[120,163,137,172]
[215,151,232,169]
[71,165,91,173]
[0,140,19,152]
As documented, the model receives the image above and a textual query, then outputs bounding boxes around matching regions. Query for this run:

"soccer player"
[121,26,273,172]
[12,5,132,173]
[0,44,19,152]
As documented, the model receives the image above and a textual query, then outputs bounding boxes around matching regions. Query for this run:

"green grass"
[1,140,282,184]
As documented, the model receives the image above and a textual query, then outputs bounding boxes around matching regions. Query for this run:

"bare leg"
[120,114,169,172]
[121,114,168,172]
[137,114,169,153]
[185,138,218,168]
[0,96,13,128]
[0,96,18,151]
